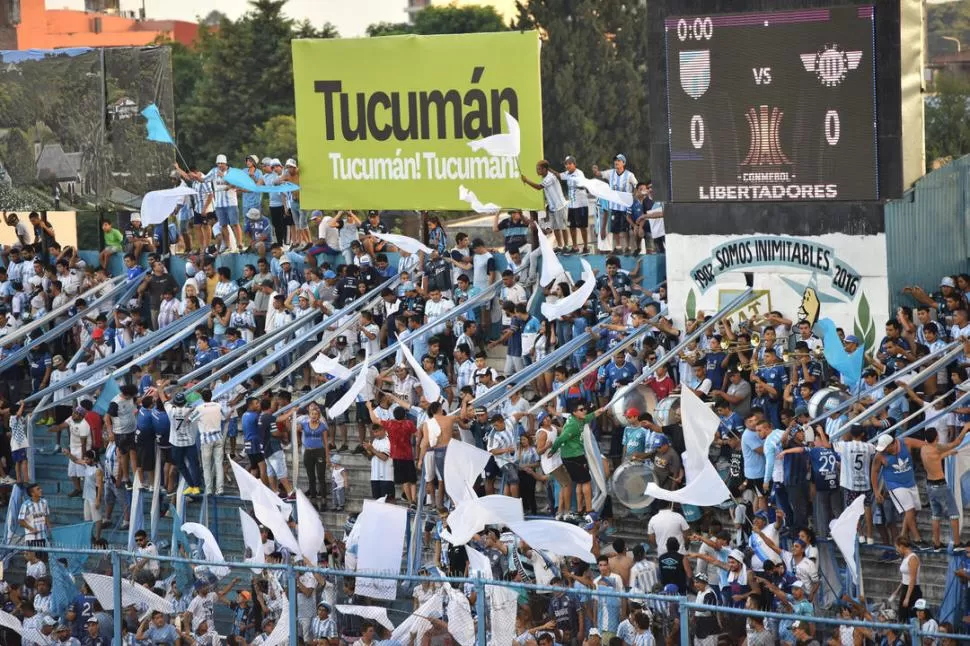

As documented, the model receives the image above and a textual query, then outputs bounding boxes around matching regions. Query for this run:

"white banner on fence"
[355,499,408,600]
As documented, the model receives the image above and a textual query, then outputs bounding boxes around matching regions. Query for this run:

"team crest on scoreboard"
[800,44,863,87]
[679,50,710,100]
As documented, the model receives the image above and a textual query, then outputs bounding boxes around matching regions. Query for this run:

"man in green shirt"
[549,402,607,516]
[100,220,124,270]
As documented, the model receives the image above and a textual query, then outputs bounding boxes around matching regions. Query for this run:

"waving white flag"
[372,231,433,256]
[458,185,501,214]
[328,352,370,418]
[399,342,441,403]
[829,494,866,583]
[296,489,326,565]
[645,388,732,507]
[252,500,301,556]
[541,259,595,321]
[536,228,565,287]
[508,519,595,562]
[467,111,520,157]
[444,440,492,505]
[335,605,395,632]
[239,508,265,574]
[181,522,231,578]
[140,183,196,226]
[578,177,634,208]
[310,353,351,378]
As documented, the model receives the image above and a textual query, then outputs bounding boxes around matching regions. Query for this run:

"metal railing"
[0,542,964,645]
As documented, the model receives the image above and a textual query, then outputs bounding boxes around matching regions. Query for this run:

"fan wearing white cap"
[872,432,926,546]
[241,153,265,221]
[199,153,242,253]
[123,211,156,260]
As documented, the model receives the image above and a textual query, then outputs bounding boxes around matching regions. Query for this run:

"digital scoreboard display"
[665,5,878,202]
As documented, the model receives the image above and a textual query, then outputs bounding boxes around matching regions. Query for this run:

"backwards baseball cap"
[913,598,928,610]
[625,407,640,419]
[875,434,894,452]
[587,628,601,637]
[942,276,956,288]
[694,572,709,583]
[791,580,804,589]
[614,153,627,163]
[564,155,576,164]
[844,335,860,344]
[536,411,548,424]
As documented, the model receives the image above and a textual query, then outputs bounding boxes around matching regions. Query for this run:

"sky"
[46,0,410,37]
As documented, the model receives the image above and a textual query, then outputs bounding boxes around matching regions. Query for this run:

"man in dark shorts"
[240,397,267,483]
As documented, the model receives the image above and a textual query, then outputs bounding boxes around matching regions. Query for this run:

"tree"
[366,4,508,37]
[174,0,338,167]
[237,114,297,162]
[4,128,37,185]
[202,10,229,26]
[512,0,650,175]
[925,72,970,164]
[926,0,970,59]
[366,21,413,37]
[294,19,339,39]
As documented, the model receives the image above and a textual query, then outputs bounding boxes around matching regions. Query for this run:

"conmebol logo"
[741,105,791,166]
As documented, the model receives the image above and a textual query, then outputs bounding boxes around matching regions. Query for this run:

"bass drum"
[654,395,681,427]
[610,384,658,427]
[808,386,849,420]
[610,460,655,510]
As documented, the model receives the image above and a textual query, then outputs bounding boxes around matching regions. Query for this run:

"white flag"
[310,353,351,378]
[467,111,520,157]
[578,176,634,208]
[140,183,196,226]
[181,522,231,578]
[399,342,440,404]
[458,185,501,214]
[238,508,265,574]
[508,519,596,562]
[335,605,395,632]
[829,494,866,583]
[536,228,565,288]
[444,440,492,505]
[372,231,433,256]
[541,259,595,321]
[296,489,326,565]
[645,388,732,507]
[328,352,370,418]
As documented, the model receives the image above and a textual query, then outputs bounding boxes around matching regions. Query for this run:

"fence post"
[475,576,487,646]
[111,550,122,645]
[288,563,299,646]
[679,599,690,646]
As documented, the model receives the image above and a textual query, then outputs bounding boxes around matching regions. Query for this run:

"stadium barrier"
[0,543,963,645]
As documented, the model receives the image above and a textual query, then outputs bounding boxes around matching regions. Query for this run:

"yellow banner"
[292,31,544,210]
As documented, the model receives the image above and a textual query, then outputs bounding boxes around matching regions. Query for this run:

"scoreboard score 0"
[665,5,878,202]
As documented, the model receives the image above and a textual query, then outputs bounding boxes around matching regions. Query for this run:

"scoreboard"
[665,5,878,202]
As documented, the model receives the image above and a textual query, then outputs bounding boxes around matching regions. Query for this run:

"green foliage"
[238,115,297,162]
[366,22,413,37]
[412,4,508,34]
[926,1,970,59]
[926,72,970,163]
[685,289,696,321]
[173,0,338,168]
[853,291,876,354]
[3,129,36,184]
[512,0,649,174]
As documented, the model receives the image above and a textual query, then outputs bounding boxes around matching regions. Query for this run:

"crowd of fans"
[0,151,967,645]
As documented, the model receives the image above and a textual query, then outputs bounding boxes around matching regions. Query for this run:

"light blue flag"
[813,318,865,389]
[224,167,299,194]
[93,378,121,416]
[141,103,175,145]
[49,556,80,618]
[51,521,94,573]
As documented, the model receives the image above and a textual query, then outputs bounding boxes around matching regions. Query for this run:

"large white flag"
[181,522,231,578]
[541,259,595,321]
[399,342,440,403]
[310,353,351,378]
[238,508,265,573]
[252,500,301,556]
[442,495,524,546]
[508,519,596,562]
[328,351,370,418]
[444,440,491,505]
[372,231,433,256]
[578,177,634,208]
[335,605,395,632]
[458,185,501,214]
[230,459,291,519]
[829,494,866,583]
[296,490,326,565]
[645,388,732,507]
[536,228,565,287]
[467,111,520,157]
[140,183,196,226]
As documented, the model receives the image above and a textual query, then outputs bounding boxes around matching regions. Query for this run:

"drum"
[610,460,656,510]
[654,395,681,427]
[610,384,658,426]
[808,386,849,420]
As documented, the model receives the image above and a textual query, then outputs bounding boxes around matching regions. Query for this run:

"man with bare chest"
[922,423,970,550]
